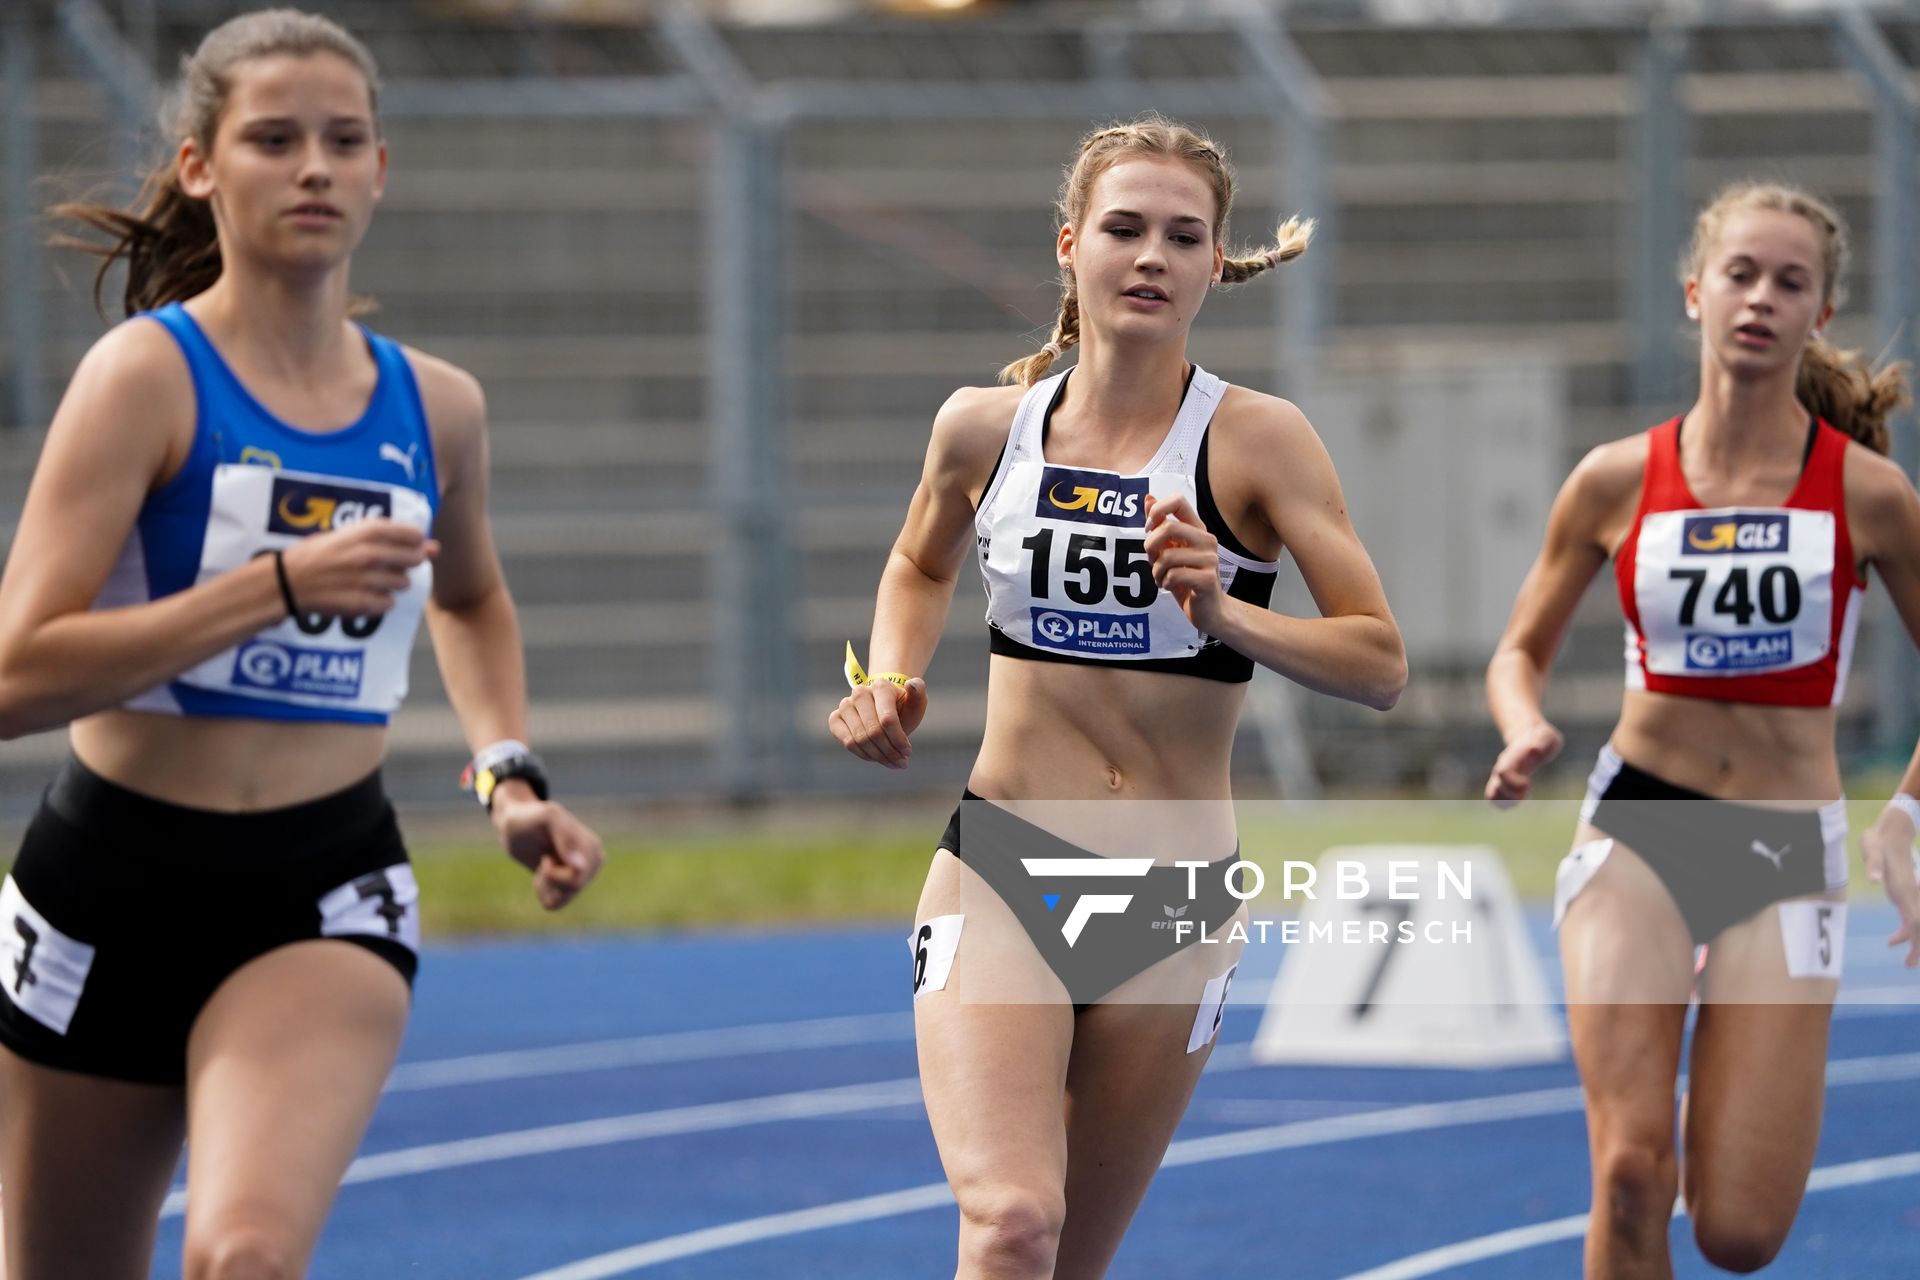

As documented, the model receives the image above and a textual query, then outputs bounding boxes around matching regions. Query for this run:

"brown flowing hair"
[1683,181,1908,455]
[52,8,381,319]
[1000,115,1314,387]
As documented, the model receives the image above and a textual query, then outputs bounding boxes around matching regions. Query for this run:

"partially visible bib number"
[174,464,433,713]
[1634,508,1833,677]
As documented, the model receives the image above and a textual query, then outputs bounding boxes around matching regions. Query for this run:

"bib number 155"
[1020,529,1156,607]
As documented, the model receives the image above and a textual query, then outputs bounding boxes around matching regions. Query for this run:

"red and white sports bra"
[1614,416,1863,707]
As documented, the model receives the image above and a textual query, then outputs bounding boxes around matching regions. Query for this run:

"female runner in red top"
[1486,181,1920,1277]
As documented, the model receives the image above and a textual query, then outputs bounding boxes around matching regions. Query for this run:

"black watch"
[468,751,550,813]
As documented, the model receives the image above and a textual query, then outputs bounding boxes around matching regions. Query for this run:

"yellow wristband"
[845,642,910,692]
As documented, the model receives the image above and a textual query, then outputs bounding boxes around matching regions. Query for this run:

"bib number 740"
[1667,565,1800,627]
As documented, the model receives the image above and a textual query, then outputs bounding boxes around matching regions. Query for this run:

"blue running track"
[147,906,1919,1279]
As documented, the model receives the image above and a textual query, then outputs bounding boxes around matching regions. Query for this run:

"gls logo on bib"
[1037,466,1149,527]
[268,478,393,536]
[1681,514,1788,555]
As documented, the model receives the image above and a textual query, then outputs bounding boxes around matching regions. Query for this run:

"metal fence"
[2,0,1917,813]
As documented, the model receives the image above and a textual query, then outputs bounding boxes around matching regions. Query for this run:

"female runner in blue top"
[0,11,604,1277]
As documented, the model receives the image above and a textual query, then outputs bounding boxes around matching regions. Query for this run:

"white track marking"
[516,1187,960,1279]
[507,1050,1920,1278]
[1335,1216,1592,1280]
[159,1077,924,1218]
[383,1012,913,1092]
[1337,1150,1920,1279]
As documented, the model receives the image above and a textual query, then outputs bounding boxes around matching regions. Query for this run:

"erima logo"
[1685,631,1792,671]
[1036,466,1149,527]
[268,477,392,536]
[1152,903,1190,931]
[1682,513,1788,555]
[1022,857,1155,947]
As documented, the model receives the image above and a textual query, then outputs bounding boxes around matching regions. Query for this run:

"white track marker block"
[1251,846,1566,1068]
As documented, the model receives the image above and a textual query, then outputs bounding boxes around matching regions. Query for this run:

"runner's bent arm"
[831,386,1011,768]
[1484,441,1639,804]
[415,356,603,909]
[417,358,529,754]
[1146,396,1405,710]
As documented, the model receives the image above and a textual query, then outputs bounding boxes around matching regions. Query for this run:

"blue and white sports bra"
[95,303,439,725]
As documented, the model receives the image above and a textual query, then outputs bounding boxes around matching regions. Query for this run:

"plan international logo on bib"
[233,640,365,699]
[1684,631,1793,671]
[1037,466,1149,527]
[268,477,393,536]
[1032,607,1150,655]
[1681,513,1788,555]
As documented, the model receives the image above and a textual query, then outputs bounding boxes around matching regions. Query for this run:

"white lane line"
[384,1013,913,1093]
[377,975,1906,1099]
[509,1049,1920,1279]
[1805,1149,1920,1192]
[510,1088,1589,1279]
[1157,1086,1584,1169]
[159,1078,925,1219]
[1336,1150,1920,1280]
[1826,1051,1920,1085]
[517,1186,959,1279]
[1334,1216,1591,1280]
[1186,1099,1407,1125]
[161,1046,1268,1219]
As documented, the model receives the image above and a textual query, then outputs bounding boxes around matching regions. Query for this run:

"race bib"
[173,465,433,713]
[910,914,963,1001]
[1187,964,1237,1054]
[1778,900,1845,980]
[985,463,1220,659]
[0,878,95,1036]
[1634,508,1833,678]
[320,864,422,954]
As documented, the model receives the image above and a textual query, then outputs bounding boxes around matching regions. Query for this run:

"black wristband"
[462,741,552,815]
[270,549,302,619]
[473,753,551,813]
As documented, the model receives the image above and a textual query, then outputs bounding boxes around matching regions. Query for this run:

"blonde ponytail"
[1221,216,1315,285]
